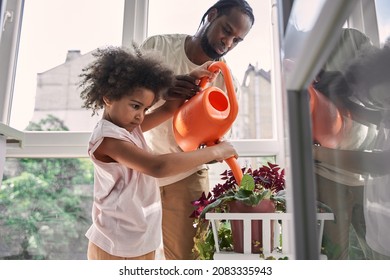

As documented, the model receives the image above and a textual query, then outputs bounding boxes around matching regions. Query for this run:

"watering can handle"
[198,62,220,89]
[225,156,243,185]
[199,76,209,90]
[198,61,232,90]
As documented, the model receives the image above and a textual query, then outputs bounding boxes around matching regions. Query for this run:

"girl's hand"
[211,140,238,162]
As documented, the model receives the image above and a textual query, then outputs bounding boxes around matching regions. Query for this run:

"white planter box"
[206,212,334,260]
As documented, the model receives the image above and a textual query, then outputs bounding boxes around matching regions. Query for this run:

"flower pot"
[228,199,275,253]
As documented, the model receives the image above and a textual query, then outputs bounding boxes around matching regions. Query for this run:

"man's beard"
[200,26,224,60]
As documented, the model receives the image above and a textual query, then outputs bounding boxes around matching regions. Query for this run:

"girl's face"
[104,88,155,132]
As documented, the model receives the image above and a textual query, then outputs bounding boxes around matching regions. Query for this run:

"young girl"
[79,46,237,260]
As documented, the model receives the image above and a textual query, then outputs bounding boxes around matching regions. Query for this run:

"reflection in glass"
[312,26,390,259]
[288,0,326,32]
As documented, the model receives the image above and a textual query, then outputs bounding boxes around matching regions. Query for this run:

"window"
[1,0,285,260]
[11,0,124,132]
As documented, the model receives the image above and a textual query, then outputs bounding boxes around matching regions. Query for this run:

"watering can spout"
[225,156,243,185]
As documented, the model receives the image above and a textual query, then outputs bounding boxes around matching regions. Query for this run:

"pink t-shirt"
[85,119,161,258]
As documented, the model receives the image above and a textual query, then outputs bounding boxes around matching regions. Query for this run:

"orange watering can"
[173,61,243,184]
[308,84,352,148]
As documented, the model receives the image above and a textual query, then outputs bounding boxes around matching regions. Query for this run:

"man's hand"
[163,75,201,100]
[163,61,218,101]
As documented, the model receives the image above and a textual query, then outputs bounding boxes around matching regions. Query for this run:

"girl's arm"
[94,137,237,178]
[141,98,184,132]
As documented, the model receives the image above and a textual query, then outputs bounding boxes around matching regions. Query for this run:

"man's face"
[200,7,252,60]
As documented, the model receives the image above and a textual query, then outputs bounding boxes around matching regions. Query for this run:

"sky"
[10,0,272,130]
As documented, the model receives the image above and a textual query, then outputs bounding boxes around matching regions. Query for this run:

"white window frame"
[0,0,23,125]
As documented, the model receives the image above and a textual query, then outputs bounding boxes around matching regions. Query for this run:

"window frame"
[0,0,24,126]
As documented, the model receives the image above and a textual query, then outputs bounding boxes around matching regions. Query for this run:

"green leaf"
[240,174,255,191]
[234,188,253,199]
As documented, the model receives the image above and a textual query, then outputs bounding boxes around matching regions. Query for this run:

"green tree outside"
[0,115,93,259]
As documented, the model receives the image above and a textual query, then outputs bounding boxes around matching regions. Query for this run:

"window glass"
[1,157,93,259]
[10,0,124,131]
[309,1,390,260]
[375,0,390,46]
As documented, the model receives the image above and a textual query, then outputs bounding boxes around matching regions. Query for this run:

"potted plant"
[190,162,287,259]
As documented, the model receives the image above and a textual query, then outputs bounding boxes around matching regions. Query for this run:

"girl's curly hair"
[79,45,174,115]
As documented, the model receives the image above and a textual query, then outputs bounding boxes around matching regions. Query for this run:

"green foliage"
[193,220,233,260]
[195,165,286,219]
[26,114,69,131]
[192,163,286,260]
[0,115,93,259]
[19,158,93,188]
[0,168,92,259]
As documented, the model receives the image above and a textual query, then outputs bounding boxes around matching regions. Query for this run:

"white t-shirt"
[85,119,161,258]
[140,34,240,186]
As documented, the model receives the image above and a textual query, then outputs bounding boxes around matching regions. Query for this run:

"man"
[140,0,254,260]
